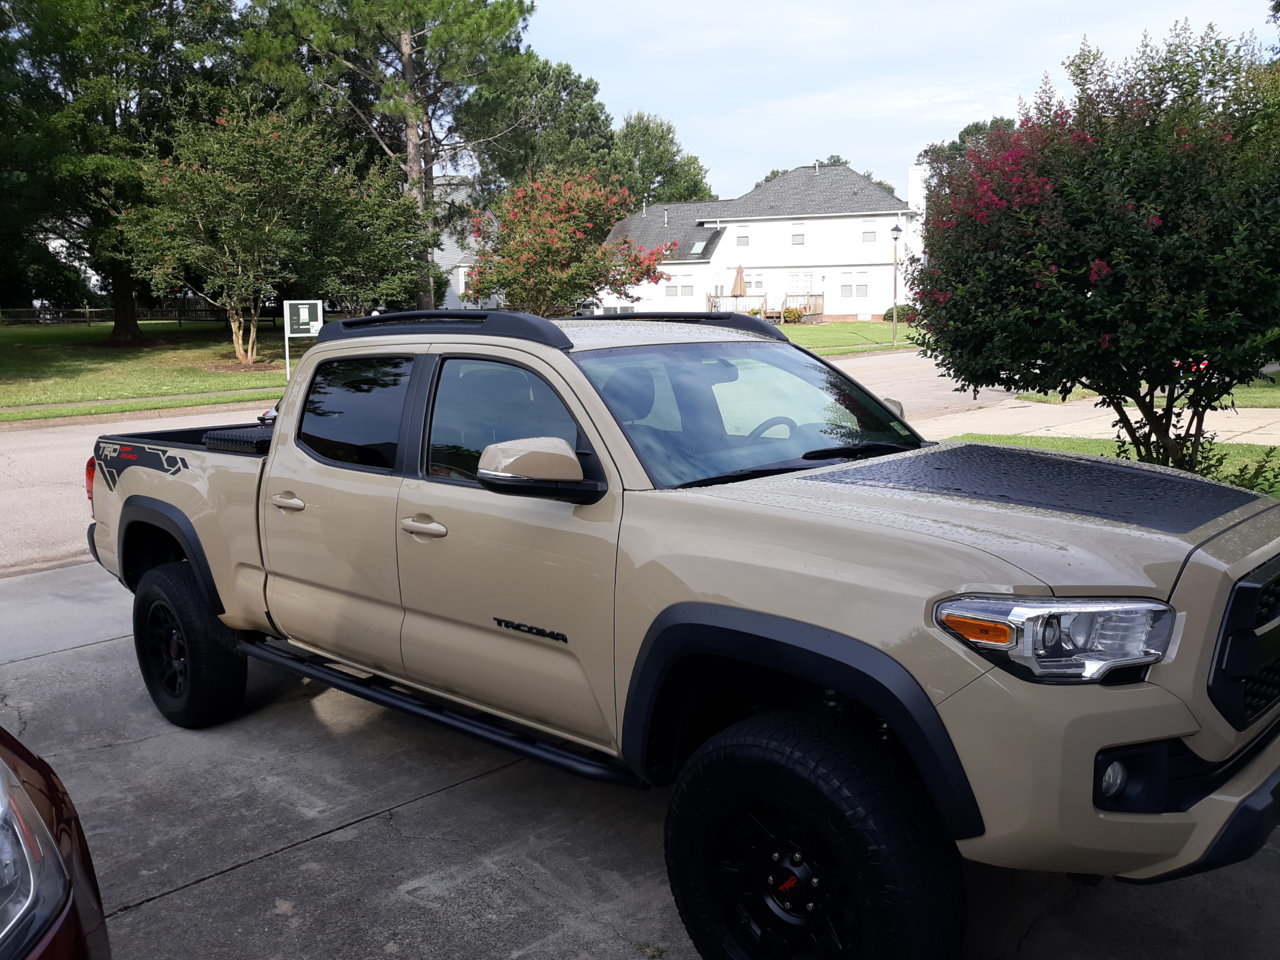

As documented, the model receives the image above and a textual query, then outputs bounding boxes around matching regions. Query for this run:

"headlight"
[0,761,70,957]
[935,596,1174,682]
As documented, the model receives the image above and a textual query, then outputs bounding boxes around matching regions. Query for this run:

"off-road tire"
[665,710,964,960]
[133,562,247,728]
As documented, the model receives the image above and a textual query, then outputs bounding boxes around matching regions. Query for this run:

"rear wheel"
[133,562,247,728]
[665,711,964,959]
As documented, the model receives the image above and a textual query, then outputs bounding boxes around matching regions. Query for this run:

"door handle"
[270,493,306,511]
[400,516,448,538]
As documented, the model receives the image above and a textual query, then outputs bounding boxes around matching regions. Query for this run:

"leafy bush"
[781,306,805,323]
[909,25,1280,473]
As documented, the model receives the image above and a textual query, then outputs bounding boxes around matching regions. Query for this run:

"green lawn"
[0,320,288,409]
[782,321,916,356]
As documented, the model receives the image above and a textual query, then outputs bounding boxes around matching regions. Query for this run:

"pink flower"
[1089,259,1112,284]
[1101,334,1113,348]
[1147,216,1163,229]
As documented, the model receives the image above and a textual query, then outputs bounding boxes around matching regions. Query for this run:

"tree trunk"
[106,260,143,343]
[228,307,248,365]
[400,29,436,310]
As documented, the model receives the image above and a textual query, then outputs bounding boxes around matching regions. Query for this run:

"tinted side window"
[428,359,579,480]
[298,357,413,470]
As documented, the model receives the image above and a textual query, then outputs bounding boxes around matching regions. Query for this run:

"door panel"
[397,352,621,746]
[261,355,413,674]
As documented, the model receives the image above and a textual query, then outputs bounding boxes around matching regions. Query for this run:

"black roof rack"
[317,310,573,351]
[560,311,789,343]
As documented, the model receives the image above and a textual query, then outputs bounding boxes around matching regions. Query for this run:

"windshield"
[574,340,921,488]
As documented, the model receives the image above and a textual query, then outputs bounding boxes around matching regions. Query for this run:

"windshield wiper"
[800,441,919,461]
[675,465,806,489]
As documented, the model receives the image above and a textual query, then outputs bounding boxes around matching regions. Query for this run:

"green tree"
[458,53,614,203]
[861,170,898,196]
[3,0,240,340]
[121,104,424,364]
[909,26,1280,472]
[463,169,673,316]
[753,168,788,189]
[607,112,715,204]
[245,0,532,309]
[824,153,849,165]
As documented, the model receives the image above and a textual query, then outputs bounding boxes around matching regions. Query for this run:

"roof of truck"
[315,310,788,352]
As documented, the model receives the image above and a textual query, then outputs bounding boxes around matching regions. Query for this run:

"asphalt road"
[3,563,1279,959]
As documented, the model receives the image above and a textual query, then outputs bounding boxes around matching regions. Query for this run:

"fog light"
[1100,761,1127,798]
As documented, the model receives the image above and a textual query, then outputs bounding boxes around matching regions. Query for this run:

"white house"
[597,163,918,320]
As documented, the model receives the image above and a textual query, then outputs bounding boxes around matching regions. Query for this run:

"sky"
[524,0,1275,201]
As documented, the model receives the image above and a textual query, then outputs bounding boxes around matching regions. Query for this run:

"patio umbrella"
[730,265,746,309]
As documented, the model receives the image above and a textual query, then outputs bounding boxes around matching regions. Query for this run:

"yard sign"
[283,300,324,379]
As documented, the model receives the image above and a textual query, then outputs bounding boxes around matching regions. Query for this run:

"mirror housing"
[881,396,905,418]
[477,437,606,505]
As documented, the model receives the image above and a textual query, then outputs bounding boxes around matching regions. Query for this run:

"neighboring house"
[597,164,918,320]
[432,177,499,310]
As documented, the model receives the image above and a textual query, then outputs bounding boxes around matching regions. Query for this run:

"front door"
[396,348,621,747]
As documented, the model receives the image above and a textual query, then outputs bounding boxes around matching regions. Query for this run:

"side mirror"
[477,437,606,505]
[881,396,905,418]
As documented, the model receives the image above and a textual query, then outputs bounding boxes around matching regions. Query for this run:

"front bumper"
[941,670,1280,880]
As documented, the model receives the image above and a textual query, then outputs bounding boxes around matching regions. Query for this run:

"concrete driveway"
[3,563,1280,959]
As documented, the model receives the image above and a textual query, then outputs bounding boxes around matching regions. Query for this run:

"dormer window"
[690,240,706,256]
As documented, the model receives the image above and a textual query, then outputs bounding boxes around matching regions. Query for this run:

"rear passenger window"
[298,357,413,470]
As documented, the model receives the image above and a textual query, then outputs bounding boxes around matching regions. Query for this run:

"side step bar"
[238,638,644,788]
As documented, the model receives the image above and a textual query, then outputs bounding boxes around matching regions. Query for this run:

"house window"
[736,235,749,247]
[680,285,693,296]
[619,306,635,313]
[755,280,763,289]
[791,234,805,245]
[840,284,853,298]
[855,285,868,297]
[862,231,876,242]
[666,285,678,297]
[690,240,707,256]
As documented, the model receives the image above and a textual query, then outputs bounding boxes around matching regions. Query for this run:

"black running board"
[238,638,644,788]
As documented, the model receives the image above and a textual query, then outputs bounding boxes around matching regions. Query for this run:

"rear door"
[395,346,623,747]
[261,352,422,675]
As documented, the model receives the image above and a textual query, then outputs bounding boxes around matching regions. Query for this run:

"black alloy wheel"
[665,711,964,960]
[143,599,190,698]
[132,562,247,728]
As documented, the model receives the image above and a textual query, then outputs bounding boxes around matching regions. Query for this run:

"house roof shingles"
[607,165,907,261]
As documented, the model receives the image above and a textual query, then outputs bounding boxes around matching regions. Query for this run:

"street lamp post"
[890,223,903,345]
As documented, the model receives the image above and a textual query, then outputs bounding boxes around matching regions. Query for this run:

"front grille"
[1243,662,1280,721]
[1209,554,1280,729]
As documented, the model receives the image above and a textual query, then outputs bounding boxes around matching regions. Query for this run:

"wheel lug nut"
[791,853,802,864]
[810,877,820,888]
[771,852,781,862]
[783,901,792,910]
[805,902,815,912]
[767,875,775,885]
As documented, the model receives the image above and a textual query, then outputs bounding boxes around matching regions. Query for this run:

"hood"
[694,443,1275,597]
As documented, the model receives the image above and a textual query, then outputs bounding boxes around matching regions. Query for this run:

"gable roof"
[607,164,906,261]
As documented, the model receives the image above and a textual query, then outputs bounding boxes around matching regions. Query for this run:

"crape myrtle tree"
[909,25,1280,472]
[121,103,424,364]
[463,169,674,316]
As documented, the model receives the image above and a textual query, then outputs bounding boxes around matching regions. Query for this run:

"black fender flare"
[622,602,985,840]
[119,496,224,615]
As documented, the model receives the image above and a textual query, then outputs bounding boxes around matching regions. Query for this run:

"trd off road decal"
[95,442,189,492]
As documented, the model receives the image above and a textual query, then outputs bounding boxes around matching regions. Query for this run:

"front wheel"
[133,562,247,728]
[665,711,964,959]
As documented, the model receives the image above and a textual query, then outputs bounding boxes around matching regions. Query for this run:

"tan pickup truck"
[87,310,1280,959]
